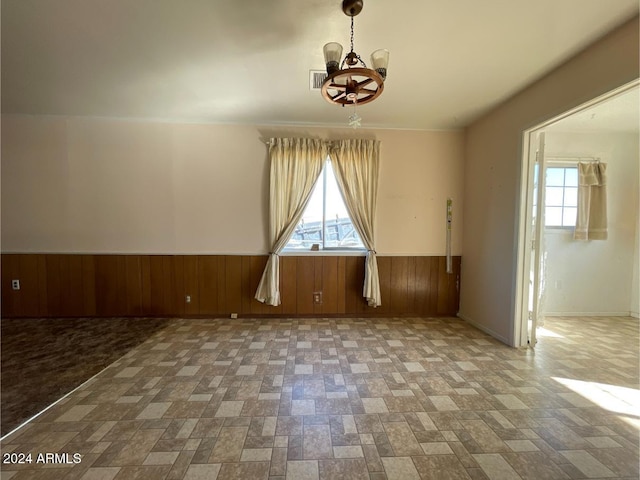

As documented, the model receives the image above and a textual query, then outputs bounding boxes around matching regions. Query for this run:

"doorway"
[516,80,640,347]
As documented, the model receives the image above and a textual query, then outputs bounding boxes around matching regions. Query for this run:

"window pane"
[563,207,577,227]
[545,187,564,206]
[286,175,324,250]
[546,168,565,186]
[543,167,579,228]
[284,161,364,251]
[545,207,563,226]
[564,167,578,187]
[564,187,578,207]
[324,162,364,248]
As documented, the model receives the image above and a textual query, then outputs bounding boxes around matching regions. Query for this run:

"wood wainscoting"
[1,254,461,318]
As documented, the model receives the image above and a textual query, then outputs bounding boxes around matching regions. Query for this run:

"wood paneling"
[389,256,410,314]
[428,256,440,313]
[224,256,243,314]
[94,256,122,316]
[296,257,315,315]
[279,256,297,314]
[376,256,392,315]
[1,254,46,317]
[445,256,461,315]
[46,254,86,316]
[183,256,199,316]
[1,254,461,318]
[414,256,431,314]
[198,255,220,314]
[344,256,367,314]
[125,255,144,316]
[144,256,183,316]
[313,257,323,316]
[336,257,346,314]
[81,255,97,316]
[93,255,140,316]
[321,256,338,314]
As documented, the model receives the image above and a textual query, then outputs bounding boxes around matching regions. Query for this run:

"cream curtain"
[330,139,381,307]
[574,162,608,240]
[255,138,327,305]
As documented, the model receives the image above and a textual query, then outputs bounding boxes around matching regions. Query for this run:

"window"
[544,166,578,227]
[285,159,364,251]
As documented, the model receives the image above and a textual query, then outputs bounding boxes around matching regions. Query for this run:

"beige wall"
[633,210,640,317]
[1,118,464,256]
[460,16,639,344]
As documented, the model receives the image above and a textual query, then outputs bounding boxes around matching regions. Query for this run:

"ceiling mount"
[321,0,389,111]
[342,0,363,16]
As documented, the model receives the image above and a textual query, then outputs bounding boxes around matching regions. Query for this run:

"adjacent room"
[1,1,638,479]
[537,87,639,322]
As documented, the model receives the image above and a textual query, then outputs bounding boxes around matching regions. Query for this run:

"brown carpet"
[1,317,170,436]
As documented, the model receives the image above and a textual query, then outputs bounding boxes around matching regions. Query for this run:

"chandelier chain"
[348,16,367,68]
[350,16,354,53]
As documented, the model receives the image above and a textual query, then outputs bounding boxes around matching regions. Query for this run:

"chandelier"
[321,0,389,108]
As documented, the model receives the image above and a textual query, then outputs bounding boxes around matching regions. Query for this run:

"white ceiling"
[546,85,640,133]
[2,0,638,130]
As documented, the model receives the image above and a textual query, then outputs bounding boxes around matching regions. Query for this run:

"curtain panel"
[330,139,382,307]
[574,162,608,241]
[255,138,327,305]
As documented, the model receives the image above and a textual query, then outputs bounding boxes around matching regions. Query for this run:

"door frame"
[514,79,639,348]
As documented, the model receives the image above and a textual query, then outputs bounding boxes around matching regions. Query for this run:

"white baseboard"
[631,311,639,319]
[457,313,513,347]
[544,311,632,317]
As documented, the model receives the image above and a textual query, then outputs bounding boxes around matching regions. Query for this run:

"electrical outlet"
[230,313,238,319]
[11,279,20,290]
[186,295,191,303]
[313,291,323,304]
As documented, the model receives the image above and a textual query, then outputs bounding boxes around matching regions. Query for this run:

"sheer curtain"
[574,162,608,240]
[330,139,381,307]
[255,138,327,306]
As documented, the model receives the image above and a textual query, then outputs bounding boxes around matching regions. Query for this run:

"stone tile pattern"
[1,315,638,480]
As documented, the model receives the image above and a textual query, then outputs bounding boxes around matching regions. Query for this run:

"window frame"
[282,158,366,254]
[543,164,578,230]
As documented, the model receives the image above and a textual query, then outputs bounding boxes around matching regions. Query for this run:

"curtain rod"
[261,139,377,146]
[545,156,600,165]
[261,139,339,146]
[545,155,600,163]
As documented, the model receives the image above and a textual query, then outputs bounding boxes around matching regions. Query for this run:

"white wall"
[1,117,464,256]
[460,16,639,345]
[542,131,639,316]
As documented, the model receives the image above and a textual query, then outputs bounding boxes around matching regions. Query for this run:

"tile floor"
[1,315,638,479]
